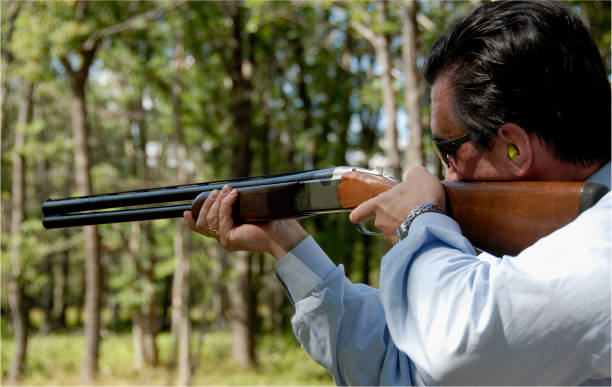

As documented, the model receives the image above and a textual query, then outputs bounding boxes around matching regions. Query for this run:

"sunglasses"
[432,133,471,168]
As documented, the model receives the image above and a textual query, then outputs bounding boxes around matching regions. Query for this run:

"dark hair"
[424,0,611,166]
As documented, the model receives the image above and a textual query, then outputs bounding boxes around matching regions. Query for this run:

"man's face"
[430,75,513,182]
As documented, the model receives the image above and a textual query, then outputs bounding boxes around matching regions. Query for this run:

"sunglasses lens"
[432,134,471,168]
[432,142,449,168]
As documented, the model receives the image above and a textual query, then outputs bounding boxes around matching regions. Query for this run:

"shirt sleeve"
[380,193,612,385]
[275,236,419,386]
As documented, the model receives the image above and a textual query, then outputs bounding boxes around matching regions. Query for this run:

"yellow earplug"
[508,144,519,159]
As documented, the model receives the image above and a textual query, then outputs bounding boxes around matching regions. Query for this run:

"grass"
[1,330,333,386]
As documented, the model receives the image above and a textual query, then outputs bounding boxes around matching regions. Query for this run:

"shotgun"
[41,166,608,256]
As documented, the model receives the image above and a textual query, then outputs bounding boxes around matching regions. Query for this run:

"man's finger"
[219,189,238,237]
[349,197,378,224]
[198,189,219,227]
[207,186,230,228]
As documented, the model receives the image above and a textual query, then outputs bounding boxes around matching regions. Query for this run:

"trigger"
[357,222,382,236]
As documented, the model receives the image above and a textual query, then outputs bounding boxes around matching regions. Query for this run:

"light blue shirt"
[275,163,611,385]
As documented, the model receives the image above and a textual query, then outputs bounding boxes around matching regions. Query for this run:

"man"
[186,1,611,385]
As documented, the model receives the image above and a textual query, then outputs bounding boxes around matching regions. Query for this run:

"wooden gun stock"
[442,181,608,256]
[332,171,608,256]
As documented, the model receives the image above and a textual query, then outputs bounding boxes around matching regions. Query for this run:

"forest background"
[1,1,610,385]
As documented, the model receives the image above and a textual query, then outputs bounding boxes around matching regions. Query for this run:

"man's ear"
[496,123,533,178]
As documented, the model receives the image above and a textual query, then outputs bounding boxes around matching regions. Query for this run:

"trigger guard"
[357,222,382,236]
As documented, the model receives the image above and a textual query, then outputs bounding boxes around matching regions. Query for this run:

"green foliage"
[7,4,52,82]
[1,331,333,385]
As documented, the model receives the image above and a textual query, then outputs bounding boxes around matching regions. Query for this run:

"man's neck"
[528,140,607,182]
[531,157,605,182]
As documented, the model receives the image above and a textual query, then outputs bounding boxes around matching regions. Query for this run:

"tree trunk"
[143,307,158,365]
[62,42,102,381]
[129,68,159,370]
[7,280,27,382]
[41,256,54,334]
[401,0,424,170]
[227,1,257,368]
[352,3,402,178]
[337,31,354,166]
[294,35,316,168]
[259,88,287,336]
[375,1,402,179]
[211,245,230,330]
[7,79,34,383]
[171,228,191,386]
[141,254,158,369]
[38,123,68,331]
[136,53,159,367]
[132,312,145,370]
[359,87,378,287]
[1,1,21,156]
[169,28,192,385]
[230,251,256,367]
[177,273,191,386]
[52,250,69,329]
[128,220,159,369]
[76,128,102,383]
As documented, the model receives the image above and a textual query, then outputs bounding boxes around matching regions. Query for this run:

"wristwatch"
[395,203,444,244]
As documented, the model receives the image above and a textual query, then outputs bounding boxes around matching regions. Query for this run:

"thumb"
[184,210,197,231]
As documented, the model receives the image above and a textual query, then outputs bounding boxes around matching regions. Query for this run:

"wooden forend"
[337,171,397,209]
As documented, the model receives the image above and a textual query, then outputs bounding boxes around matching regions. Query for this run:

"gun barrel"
[41,168,347,228]
[42,185,207,216]
[42,204,191,228]
[42,168,338,217]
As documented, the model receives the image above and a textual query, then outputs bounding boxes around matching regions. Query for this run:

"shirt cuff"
[409,211,461,234]
[274,236,337,305]
[390,212,464,255]
[407,212,487,257]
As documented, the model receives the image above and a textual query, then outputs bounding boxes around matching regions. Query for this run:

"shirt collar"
[586,161,611,190]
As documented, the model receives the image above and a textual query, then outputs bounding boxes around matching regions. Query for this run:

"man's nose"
[444,165,460,181]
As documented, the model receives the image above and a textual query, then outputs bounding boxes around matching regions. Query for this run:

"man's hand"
[184,185,308,260]
[349,167,446,244]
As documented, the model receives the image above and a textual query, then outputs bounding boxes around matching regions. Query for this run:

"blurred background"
[1,1,609,385]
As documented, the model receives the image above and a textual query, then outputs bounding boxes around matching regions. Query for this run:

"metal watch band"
[395,203,444,244]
